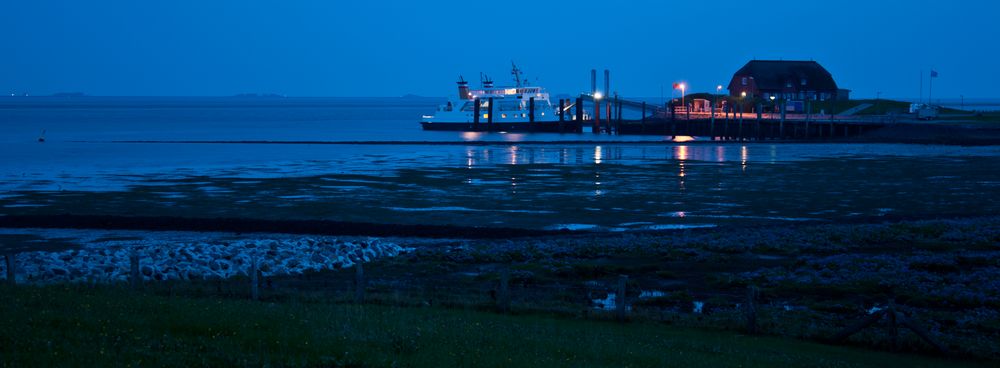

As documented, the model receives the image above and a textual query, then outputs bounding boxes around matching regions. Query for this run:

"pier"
[578,93,892,140]
[425,65,897,140]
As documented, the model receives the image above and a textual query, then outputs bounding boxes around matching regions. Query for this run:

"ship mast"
[511,61,525,88]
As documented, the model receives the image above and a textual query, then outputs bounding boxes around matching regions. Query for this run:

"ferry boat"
[420,63,584,132]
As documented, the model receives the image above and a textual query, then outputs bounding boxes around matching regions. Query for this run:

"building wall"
[728,74,838,102]
[728,75,759,99]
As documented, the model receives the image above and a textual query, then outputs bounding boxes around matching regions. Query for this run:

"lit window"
[483,114,489,119]
[741,77,748,86]
[801,78,807,86]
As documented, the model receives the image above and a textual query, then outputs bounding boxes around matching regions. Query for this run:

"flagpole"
[919,70,923,104]
[929,69,934,105]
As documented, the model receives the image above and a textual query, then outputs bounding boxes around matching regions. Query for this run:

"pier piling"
[640,102,647,133]
[805,102,811,139]
[487,97,494,131]
[780,103,786,138]
[529,97,536,132]
[575,97,584,129]
[594,98,601,133]
[473,98,481,128]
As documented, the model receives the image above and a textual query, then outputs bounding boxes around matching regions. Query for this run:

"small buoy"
[38,129,46,142]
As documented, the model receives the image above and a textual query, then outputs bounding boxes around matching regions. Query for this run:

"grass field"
[0,285,988,367]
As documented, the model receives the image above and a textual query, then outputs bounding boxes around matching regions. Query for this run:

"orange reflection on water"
[594,146,603,164]
[461,132,483,141]
[674,145,689,161]
[504,133,526,142]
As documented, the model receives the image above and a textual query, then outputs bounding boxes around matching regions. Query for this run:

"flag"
[930,70,939,78]
[672,83,680,89]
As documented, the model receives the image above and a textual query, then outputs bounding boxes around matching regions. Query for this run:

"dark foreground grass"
[0,285,986,368]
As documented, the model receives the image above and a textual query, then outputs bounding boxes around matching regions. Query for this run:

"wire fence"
[0,250,966,357]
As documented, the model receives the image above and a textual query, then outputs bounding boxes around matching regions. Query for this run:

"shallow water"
[2,97,999,230]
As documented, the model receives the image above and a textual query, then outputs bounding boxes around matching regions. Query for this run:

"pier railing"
[577,94,898,138]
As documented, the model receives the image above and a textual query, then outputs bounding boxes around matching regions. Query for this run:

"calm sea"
[1,97,999,230]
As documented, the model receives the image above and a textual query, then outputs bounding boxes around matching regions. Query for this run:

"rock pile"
[1,237,404,283]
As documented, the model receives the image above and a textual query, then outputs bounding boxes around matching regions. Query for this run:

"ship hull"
[420,121,583,133]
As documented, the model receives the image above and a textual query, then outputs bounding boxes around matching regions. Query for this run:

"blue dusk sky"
[1,0,997,99]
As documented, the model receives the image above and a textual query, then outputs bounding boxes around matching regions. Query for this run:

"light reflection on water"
[3,141,1000,231]
[460,132,483,141]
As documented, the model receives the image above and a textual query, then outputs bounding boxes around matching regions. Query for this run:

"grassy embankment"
[0,285,986,367]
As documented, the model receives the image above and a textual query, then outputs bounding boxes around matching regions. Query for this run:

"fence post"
[129,250,141,290]
[887,299,898,350]
[745,285,758,334]
[5,253,15,286]
[497,269,511,314]
[616,275,628,321]
[250,257,259,301]
[354,261,365,304]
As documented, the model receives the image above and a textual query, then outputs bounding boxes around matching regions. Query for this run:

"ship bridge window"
[458,100,491,111]
[497,101,522,111]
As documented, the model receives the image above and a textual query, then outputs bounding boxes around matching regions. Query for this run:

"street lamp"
[715,85,723,115]
[770,95,776,114]
[680,83,687,108]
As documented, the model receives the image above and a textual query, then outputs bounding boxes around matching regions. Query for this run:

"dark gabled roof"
[733,60,838,91]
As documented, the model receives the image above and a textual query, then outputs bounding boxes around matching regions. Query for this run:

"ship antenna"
[511,61,523,88]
